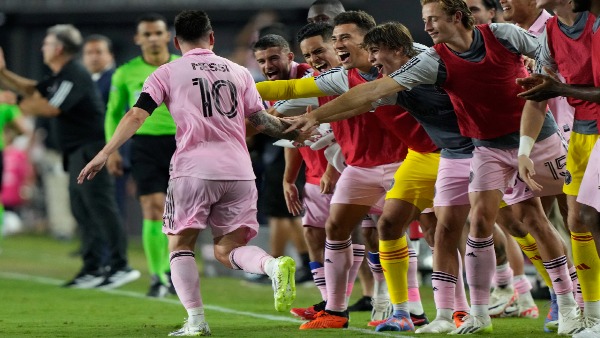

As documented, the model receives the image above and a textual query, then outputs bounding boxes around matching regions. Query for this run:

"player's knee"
[213,245,235,267]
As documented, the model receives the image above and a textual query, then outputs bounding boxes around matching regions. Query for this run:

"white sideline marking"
[0,272,411,337]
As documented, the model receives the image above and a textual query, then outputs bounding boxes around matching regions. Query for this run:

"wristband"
[518,135,535,157]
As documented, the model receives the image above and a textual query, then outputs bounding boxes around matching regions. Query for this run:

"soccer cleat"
[557,306,586,336]
[63,270,105,289]
[290,300,326,321]
[449,314,493,335]
[370,296,392,322]
[168,320,211,336]
[270,256,296,312]
[411,312,430,326]
[348,295,373,312]
[517,303,539,319]
[415,318,455,334]
[299,310,349,329]
[573,317,600,338]
[488,285,518,317]
[375,312,415,332]
[544,295,559,333]
[96,267,141,290]
[147,275,169,298]
[453,311,468,328]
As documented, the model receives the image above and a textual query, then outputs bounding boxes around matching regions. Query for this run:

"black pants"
[67,142,128,272]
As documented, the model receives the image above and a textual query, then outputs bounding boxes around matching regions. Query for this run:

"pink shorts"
[331,162,400,209]
[434,157,471,207]
[163,177,259,242]
[577,139,600,212]
[302,183,332,228]
[469,133,566,203]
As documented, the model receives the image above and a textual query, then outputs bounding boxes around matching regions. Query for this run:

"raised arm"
[246,110,300,140]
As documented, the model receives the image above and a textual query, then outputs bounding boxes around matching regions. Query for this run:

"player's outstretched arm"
[284,77,404,132]
[78,107,149,183]
[247,110,301,141]
[256,77,323,101]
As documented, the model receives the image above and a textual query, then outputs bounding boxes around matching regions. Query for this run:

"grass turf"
[0,234,554,337]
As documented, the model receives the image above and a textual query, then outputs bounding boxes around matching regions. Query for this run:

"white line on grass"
[0,272,412,337]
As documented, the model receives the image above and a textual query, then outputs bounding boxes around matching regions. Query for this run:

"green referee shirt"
[0,104,20,150]
[105,55,179,140]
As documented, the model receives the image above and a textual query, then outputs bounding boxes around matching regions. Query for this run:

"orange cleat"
[290,300,326,321]
[453,310,469,328]
[299,310,349,329]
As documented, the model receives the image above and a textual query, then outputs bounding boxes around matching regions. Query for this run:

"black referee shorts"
[131,135,176,196]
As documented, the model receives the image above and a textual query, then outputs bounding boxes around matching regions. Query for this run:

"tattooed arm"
[247,110,300,140]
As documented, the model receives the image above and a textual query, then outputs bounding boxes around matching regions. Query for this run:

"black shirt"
[36,59,105,154]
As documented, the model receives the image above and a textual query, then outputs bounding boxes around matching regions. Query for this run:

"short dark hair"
[333,10,376,34]
[363,22,417,58]
[481,0,498,11]
[47,24,82,55]
[136,13,168,26]
[253,34,290,52]
[297,22,334,45]
[84,34,113,54]
[174,10,212,43]
[310,0,345,11]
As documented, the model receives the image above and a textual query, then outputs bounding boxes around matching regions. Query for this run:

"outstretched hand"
[77,151,109,184]
[516,67,562,102]
[282,105,319,133]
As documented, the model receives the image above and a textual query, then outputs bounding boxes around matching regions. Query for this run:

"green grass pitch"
[0,235,555,337]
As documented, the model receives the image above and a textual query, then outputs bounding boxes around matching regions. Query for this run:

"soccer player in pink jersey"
[283,0,585,334]
[77,10,303,337]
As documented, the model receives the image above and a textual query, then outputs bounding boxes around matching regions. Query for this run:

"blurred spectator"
[0,24,139,289]
[465,0,498,24]
[307,0,346,24]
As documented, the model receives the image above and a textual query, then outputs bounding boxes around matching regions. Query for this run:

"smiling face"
[422,2,458,45]
[499,0,537,23]
[300,35,339,73]
[367,44,403,76]
[254,46,293,81]
[331,23,371,71]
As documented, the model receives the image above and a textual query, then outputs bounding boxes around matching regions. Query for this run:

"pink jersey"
[142,48,264,180]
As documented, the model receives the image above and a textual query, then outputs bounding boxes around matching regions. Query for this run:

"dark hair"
[481,0,498,10]
[47,24,82,55]
[363,22,417,58]
[253,34,290,52]
[136,13,168,26]
[310,0,345,11]
[174,10,212,43]
[297,22,334,44]
[421,0,475,30]
[84,34,113,54]
[333,10,376,34]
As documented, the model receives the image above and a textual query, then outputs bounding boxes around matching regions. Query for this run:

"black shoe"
[63,270,105,289]
[411,312,430,326]
[147,275,169,298]
[95,267,141,290]
[347,295,373,312]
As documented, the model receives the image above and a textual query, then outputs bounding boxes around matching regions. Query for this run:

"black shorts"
[131,135,176,196]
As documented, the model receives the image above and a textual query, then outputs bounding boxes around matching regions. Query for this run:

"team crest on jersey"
[469,171,474,183]
[565,170,572,185]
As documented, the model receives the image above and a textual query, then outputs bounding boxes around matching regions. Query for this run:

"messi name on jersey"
[190,62,230,72]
